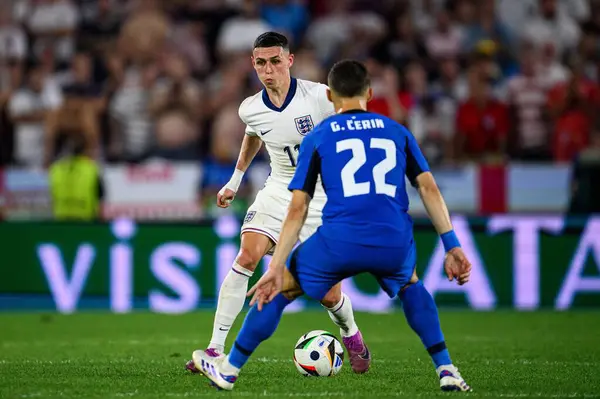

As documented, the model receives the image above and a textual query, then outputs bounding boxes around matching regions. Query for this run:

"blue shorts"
[287,231,416,301]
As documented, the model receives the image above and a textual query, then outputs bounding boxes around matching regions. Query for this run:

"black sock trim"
[427,341,447,355]
[233,342,253,356]
[330,296,345,313]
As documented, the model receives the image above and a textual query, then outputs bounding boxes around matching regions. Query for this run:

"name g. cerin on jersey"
[330,117,386,132]
[294,115,315,135]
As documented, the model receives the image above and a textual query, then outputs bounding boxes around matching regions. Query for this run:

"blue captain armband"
[440,230,461,252]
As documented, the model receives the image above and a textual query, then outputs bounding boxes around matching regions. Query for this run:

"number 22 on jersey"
[337,138,397,198]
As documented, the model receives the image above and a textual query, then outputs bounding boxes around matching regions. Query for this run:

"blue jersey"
[288,110,430,247]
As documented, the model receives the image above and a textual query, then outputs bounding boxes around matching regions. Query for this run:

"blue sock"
[400,281,452,369]
[228,294,291,369]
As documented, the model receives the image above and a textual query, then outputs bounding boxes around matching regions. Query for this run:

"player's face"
[252,46,294,90]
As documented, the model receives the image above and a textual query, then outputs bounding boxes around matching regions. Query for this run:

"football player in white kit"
[186,32,371,374]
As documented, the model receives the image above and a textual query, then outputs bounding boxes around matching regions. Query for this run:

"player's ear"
[287,53,294,68]
[366,87,373,103]
[326,88,332,103]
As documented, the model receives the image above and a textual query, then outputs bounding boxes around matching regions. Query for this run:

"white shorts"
[241,182,324,255]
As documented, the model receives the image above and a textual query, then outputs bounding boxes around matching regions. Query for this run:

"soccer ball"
[293,330,344,377]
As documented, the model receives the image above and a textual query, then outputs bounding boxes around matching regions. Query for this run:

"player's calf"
[321,290,371,374]
[399,278,471,391]
[208,232,272,351]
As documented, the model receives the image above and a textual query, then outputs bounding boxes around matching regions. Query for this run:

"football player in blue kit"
[192,59,473,392]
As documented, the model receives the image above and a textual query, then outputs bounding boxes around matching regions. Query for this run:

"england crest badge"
[294,115,314,135]
[243,211,256,224]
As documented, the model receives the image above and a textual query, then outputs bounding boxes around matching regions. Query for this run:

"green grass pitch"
[1,311,599,398]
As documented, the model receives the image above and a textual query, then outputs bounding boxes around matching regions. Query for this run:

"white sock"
[323,293,359,338]
[209,263,253,351]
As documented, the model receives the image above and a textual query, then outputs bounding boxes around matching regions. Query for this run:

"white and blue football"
[293,330,344,377]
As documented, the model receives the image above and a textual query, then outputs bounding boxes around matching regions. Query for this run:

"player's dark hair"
[328,60,370,98]
[253,32,289,51]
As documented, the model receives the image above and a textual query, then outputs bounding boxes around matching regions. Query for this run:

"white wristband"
[223,168,245,193]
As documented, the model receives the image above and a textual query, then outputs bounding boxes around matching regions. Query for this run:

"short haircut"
[327,59,370,98]
[253,32,289,51]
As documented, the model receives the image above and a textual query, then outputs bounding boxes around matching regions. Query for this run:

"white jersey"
[239,78,334,206]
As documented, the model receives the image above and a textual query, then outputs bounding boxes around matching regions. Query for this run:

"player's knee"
[400,269,420,293]
[321,288,342,308]
[235,247,262,272]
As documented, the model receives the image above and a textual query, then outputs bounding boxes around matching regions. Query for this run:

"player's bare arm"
[216,134,263,208]
[415,172,471,285]
[248,190,310,309]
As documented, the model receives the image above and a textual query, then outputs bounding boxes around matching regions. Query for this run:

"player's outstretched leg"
[186,232,272,373]
[400,280,471,392]
[185,261,253,373]
[186,262,253,373]
[192,293,292,390]
[322,288,371,373]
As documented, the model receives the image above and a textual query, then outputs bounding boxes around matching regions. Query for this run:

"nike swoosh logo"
[359,347,370,360]
[219,327,230,331]
[260,129,272,136]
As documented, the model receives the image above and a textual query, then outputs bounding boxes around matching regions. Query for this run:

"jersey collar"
[340,109,369,114]
[262,77,297,112]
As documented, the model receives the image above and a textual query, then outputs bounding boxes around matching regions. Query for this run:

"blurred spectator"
[462,0,512,54]
[424,9,464,61]
[217,0,272,57]
[260,0,309,45]
[108,62,155,163]
[18,0,80,67]
[537,41,570,87]
[7,60,63,168]
[462,0,515,77]
[0,9,26,166]
[291,47,326,82]
[371,12,427,72]
[47,51,104,161]
[148,52,203,161]
[49,134,104,221]
[410,0,446,33]
[496,0,538,38]
[306,0,385,65]
[410,95,454,167]
[568,123,600,213]
[118,0,170,65]
[521,0,581,59]
[366,60,411,123]
[579,21,600,81]
[169,17,212,77]
[505,45,551,160]
[205,57,252,118]
[547,60,598,163]
[0,11,28,63]
[455,67,508,162]
[0,10,26,110]
[404,61,430,101]
[430,56,469,101]
[452,0,476,31]
[560,0,592,23]
[79,0,124,55]
[200,103,250,218]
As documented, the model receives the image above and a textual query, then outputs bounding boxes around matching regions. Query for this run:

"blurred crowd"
[1,0,600,180]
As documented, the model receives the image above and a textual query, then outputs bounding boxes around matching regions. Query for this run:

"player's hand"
[216,187,236,208]
[247,265,284,311]
[444,247,471,285]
